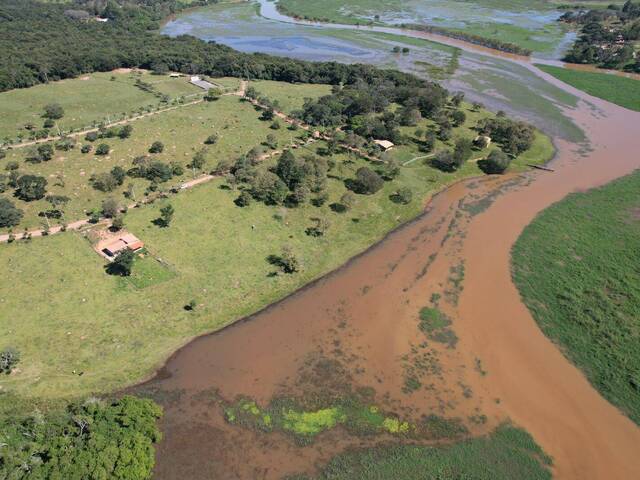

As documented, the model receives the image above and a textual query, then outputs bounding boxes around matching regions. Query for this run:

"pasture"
[0,70,202,142]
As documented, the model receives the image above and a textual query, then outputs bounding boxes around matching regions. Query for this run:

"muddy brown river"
[135,18,640,480]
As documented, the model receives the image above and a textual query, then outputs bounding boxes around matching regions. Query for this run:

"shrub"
[85,131,98,142]
[235,190,252,207]
[81,144,92,154]
[15,174,47,201]
[37,143,54,161]
[43,103,64,119]
[392,187,413,204]
[204,134,218,145]
[0,347,20,374]
[479,149,512,174]
[452,138,473,166]
[4,160,19,171]
[106,249,135,276]
[352,167,383,194]
[204,88,222,101]
[101,197,120,218]
[431,150,456,172]
[95,143,110,155]
[118,124,133,139]
[149,141,164,154]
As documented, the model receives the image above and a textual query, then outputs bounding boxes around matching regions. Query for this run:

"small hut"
[473,135,492,149]
[374,139,395,151]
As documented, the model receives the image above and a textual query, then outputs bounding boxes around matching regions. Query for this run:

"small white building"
[474,135,492,149]
[190,76,216,90]
[374,139,395,151]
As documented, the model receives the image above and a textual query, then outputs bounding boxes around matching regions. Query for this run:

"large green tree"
[0,198,23,227]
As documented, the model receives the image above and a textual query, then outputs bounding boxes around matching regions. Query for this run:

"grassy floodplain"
[536,64,640,112]
[275,0,569,54]
[512,171,640,424]
[0,77,554,399]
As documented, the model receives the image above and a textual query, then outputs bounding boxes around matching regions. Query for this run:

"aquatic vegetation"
[418,306,458,349]
[220,395,429,440]
[282,407,347,435]
[418,307,451,332]
[294,424,552,479]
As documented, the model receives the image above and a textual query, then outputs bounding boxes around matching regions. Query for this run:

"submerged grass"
[512,170,640,424]
[292,423,552,479]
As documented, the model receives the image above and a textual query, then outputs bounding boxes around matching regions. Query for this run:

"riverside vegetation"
[513,170,640,425]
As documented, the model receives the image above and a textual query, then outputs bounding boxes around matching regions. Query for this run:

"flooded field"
[162,1,582,140]
[151,2,640,479]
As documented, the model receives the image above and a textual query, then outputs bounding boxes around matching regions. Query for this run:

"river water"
[145,2,640,479]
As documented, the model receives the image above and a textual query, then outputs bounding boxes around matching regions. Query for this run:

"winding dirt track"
[137,11,640,479]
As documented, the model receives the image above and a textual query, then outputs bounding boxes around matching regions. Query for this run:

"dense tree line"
[401,23,533,56]
[294,79,448,143]
[0,396,162,479]
[1,0,430,92]
[561,0,640,71]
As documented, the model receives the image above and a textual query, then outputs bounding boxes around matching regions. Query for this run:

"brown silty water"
[133,63,640,479]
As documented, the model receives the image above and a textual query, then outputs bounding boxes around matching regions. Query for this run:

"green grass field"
[0,94,304,230]
[0,70,203,142]
[249,80,332,114]
[296,424,552,479]
[536,64,640,112]
[512,171,640,425]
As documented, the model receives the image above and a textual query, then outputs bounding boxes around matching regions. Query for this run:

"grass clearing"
[297,423,552,479]
[126,251,177,289]
[0,94,304,230]
[0,70,203,142]
[512,170,640,424]
[249,80,332,114]
[536,64,640,112]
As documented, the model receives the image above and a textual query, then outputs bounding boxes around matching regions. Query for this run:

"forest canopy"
[0,0,431,92]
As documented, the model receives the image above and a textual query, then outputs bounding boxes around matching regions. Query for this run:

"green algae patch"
[221,395,423,441]
[282,407,347,436]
